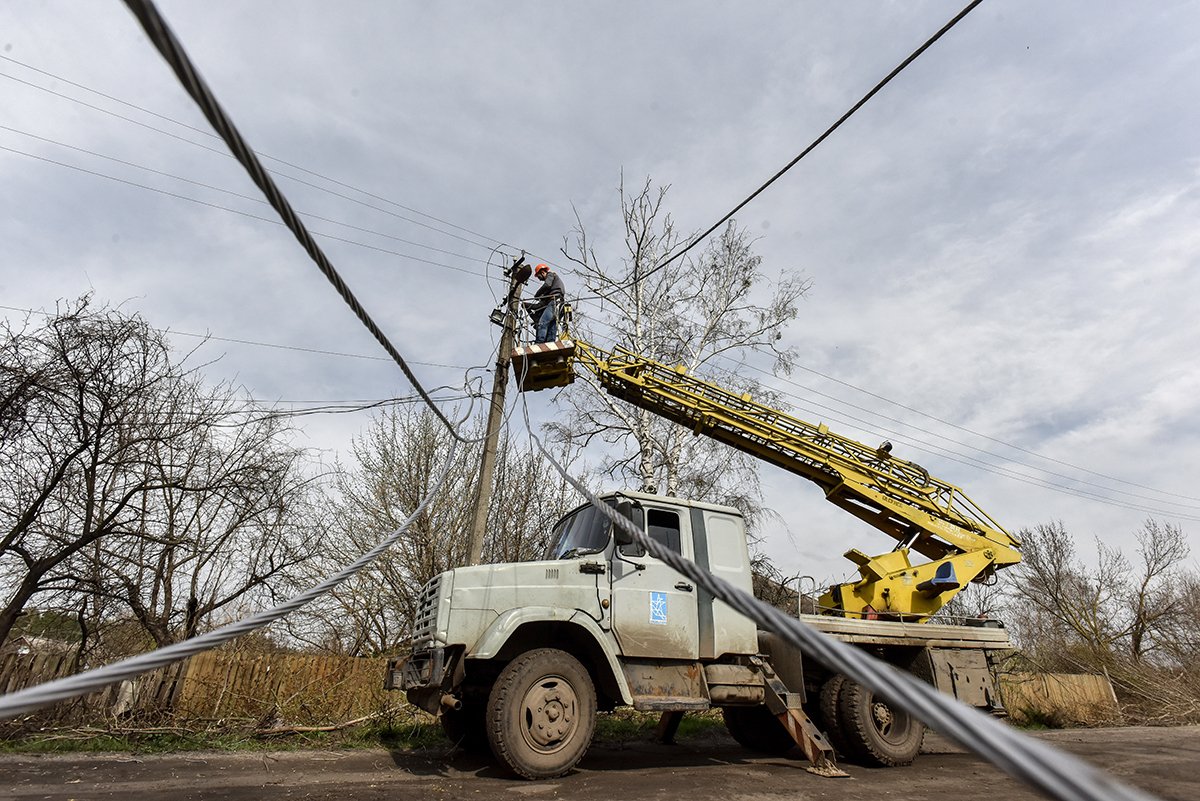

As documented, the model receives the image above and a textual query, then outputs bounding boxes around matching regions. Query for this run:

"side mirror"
[612,501,635,546]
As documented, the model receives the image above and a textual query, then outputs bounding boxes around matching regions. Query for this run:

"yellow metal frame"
[515,338,1021,621]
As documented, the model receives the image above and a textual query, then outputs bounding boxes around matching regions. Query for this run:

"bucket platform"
[511,339,576,392]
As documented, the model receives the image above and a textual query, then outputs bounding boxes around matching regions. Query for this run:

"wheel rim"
[869,697,912,745]
[519,674,578,753]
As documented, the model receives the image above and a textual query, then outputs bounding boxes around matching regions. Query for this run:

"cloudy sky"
[2,1,1198,585]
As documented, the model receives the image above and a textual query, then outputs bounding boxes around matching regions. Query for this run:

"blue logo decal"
[649,591,668,625]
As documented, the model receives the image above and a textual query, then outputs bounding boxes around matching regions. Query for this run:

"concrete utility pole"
[466,257,529,566]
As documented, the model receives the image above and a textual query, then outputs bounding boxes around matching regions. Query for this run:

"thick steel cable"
[520,411,1155,801]
[626,0,985,290]
[0,437,463,719]
[119,0,461,438]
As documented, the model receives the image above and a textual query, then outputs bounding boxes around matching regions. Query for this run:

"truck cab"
[396,491,757,714]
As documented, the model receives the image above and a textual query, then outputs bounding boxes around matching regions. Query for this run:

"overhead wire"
[520,396,1155,801]
[0,64,499,252]
[0,143,501,282]
[622,0,986,292]
[117,0,482,438]
[0,52,505,249]
[566,311,1200,521]
[0,422,469,719]
[0,304,473,369]
[0,123,501,267]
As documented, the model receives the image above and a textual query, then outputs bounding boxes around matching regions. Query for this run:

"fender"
[468,605,632,704]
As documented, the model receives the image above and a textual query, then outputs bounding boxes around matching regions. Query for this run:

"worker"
[526,263,565,343]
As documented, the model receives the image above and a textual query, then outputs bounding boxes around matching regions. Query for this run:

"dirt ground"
[2,725,1196,801]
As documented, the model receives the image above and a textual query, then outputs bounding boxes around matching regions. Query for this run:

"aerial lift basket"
[512,339,576,392]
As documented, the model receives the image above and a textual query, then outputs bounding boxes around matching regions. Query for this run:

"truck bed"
[797,614,1013,649]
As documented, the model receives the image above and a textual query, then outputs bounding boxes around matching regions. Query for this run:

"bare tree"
[557,176,809,534]
[288,405,585,656]
[1125,519,1190,663]
[1008,519,1194,666]
[1000,518,1200,724]
[0,300,319,657]
[81,409,321,651]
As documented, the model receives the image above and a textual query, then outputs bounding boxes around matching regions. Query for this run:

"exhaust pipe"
[440,693,463,711]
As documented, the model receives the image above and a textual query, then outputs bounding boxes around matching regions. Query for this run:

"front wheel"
[486,648,596,779]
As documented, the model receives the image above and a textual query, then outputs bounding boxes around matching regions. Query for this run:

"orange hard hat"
[535,263,550,276]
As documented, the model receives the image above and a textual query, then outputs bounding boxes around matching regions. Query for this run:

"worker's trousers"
[535,305,558,343]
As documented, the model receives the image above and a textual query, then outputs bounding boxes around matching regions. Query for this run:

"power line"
[121,0,469,436]
[0,303,474,369]
[775,350,1200,504]
[0,56,508,252]
[524,414,1155,801]
[0,67,501,253]
[0,433,468,719]
[565,282,1200,508]
[0,124,499,269]
[631,0,985,290]
[0,143,501,282]
[571,319,1200,521]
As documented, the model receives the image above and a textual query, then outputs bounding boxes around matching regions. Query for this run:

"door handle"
[675,581,693,592]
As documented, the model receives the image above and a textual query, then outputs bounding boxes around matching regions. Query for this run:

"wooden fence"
[999,672,1121,726]
[2,650,1120,729]
[0,649,391,726]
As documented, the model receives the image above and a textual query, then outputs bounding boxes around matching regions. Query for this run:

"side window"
[647,509,682,553]
[620,507,682,558]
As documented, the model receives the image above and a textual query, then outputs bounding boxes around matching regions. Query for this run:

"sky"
[2,1,1198,588]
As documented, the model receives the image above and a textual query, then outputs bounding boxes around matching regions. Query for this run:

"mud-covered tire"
[486,648,596,779]
[440,702,489,753]
[837,678,925,766]
[818,674,850,757]
[721,705,796,755]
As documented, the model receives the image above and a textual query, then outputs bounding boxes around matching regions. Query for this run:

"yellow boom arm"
[512,338,1021,621]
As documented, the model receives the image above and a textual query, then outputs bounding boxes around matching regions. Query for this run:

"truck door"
[610,506,700,660]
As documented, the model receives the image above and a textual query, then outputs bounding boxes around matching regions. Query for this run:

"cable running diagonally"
[520,409,1155,801]
[0,304,470,368]
[0,132,496,271]
[0,436,463,718]
[119,0,462,437]
[0,61,499,251]
[628,0,984,290]
[0,143,499,280]
[568,299,1200,510]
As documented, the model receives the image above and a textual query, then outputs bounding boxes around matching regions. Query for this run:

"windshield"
[545,503,613,560]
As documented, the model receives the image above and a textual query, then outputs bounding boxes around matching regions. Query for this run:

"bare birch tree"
[556,176,808,531]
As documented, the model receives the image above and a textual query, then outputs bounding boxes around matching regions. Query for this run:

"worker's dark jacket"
[529,271,565,315]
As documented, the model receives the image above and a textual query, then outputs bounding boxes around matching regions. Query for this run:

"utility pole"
[466,256,530,566]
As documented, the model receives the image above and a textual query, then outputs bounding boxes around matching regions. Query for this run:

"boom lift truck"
[389,307,1022,779]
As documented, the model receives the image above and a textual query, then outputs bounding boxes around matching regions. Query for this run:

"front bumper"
[385,646,463,714]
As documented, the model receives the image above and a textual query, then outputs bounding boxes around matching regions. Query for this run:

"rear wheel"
[837,678,925,766]
[486,648,596,779]
[722,705,796,755]
[818,674,850,757]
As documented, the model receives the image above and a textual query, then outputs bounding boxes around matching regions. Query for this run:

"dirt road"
[2,726,1196,801]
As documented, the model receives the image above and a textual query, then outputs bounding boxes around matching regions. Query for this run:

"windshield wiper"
[559,546,604,560]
